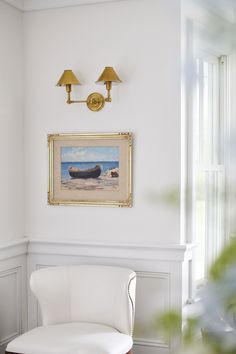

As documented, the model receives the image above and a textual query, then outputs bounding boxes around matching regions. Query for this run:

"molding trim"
[4,0,128,12]
[28,239,194,262]
[0,237,194,262]
[0,239,28,261]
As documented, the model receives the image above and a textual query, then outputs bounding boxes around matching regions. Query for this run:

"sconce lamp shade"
[96,67,122,84]
[56,70,81,86]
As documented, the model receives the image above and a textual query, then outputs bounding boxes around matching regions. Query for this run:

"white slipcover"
[6,265,136,354]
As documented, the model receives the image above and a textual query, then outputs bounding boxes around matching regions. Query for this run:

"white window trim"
[181,8,235,299]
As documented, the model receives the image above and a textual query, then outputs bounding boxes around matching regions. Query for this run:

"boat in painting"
[68,165,101,179]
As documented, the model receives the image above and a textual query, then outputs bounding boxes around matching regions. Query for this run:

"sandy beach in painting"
[61,146,120,191]
[61,174,119,191]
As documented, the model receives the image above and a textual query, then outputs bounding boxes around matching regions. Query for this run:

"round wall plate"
[86,92,105,111]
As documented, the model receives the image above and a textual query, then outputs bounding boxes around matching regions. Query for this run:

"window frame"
[181,16,233,298]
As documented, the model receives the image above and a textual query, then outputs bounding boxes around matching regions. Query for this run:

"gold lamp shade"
[56,70,81,86]
[96,67,122,84]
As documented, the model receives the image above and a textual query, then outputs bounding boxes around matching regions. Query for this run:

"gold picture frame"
[48,133,132,207]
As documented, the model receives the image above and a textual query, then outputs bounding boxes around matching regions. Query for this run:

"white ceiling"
[201,0,236,24]
[4,0,127,11]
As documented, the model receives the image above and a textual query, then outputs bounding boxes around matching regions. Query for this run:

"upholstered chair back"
[30,265,136,336]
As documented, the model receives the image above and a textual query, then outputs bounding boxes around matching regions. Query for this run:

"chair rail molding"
[0,238,28,261]
[28,238,193,261]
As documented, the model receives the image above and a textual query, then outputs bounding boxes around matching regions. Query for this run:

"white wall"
[0,5,26,352]
[24,0,181,245]
[0,1,24,243]
[0,3,188,354]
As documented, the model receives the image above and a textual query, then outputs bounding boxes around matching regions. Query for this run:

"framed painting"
[48,133,132,207]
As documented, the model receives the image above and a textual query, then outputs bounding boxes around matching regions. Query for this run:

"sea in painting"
[61,146,119,191]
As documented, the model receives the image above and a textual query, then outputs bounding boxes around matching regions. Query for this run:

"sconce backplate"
[86,92,105,112]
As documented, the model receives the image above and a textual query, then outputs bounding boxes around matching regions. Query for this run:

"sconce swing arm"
[57,67,121,112]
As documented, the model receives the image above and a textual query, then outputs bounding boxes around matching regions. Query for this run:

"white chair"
[6,265,136,354]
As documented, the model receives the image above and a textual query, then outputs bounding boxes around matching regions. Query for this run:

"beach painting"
[48,133,132,207]
[61,146,119,191]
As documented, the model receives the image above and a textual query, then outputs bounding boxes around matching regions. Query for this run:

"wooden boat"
[68,165,101,179]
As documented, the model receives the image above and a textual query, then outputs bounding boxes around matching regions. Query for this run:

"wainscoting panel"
[27,239,193,354]
[0,239,28,354]
[134,271,170,347]
[0,267,21,345]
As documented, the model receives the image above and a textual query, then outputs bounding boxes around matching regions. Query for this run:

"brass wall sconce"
[56,67,122,112]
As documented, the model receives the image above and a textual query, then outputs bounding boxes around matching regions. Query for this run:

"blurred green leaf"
[210,237,236,281]
[154,310,181,339]
[183,317,199,344]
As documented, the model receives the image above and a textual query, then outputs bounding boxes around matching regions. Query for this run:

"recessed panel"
[0,270,19,343]
[134,272,170,346]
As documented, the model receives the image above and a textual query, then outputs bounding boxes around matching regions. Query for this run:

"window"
[192,54,227,283]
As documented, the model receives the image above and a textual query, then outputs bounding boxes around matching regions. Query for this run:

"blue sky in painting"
[61,146,119,162]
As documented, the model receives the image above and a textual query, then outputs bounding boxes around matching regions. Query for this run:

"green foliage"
[183,317,199,344]
[209,237,236,281]
[155,310,181,340]
[226,294,236,313]
[155,311,199,346]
